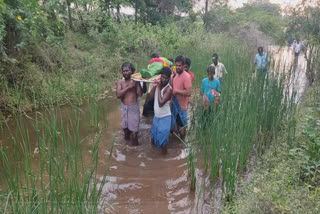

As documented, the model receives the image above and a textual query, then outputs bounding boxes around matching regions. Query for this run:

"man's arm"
[223,64,227,74]
[174,87,191,97]
[136,81,143,97]
[116,80,134,98]
[146,81,158,100]
[142,82,147,94]
[158,86,172,107]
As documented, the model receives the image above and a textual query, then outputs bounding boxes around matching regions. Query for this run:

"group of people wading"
[116,54,226,154]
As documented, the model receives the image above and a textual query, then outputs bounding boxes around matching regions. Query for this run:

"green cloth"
[140,62,163,79]
[160,57,173,67]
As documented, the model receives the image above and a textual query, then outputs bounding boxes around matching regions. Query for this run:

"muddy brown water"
[0,95,213,213]
[268,45,308,103]
[0,46,309,214]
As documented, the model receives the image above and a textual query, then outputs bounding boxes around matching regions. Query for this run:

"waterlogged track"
[0,46,308,214]
[99,46,309,213]
[95,101,212,213]
[268,45,308,102]
[0,97,212,213]
[97,46,309,213]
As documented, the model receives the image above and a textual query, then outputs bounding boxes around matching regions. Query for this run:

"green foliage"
[0,0,6,56]
[222,85,320,214]
[139,0,191,24]
[295,104,320,185]
[204,2,286,43]
[0,19,203,115]
[0,104,108,213]
[205,6,237,33]
[180,33,295,197]
[286,2,320,46]
[1,0,63,57]
[236,3,286,43]
[98,19,200,58]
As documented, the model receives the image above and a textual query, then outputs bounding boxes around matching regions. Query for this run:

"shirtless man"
[116,62,142,146]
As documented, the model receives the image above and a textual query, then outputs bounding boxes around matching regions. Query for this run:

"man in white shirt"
[211,53,227,85]
[293,39,302,57]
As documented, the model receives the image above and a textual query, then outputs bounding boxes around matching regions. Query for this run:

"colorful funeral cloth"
[140,57,173,79]
[202,90,220,108]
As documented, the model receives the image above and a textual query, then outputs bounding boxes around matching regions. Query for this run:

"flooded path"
[0,95,212,213]
[91,99,215,213]
[268,45,308,102]
[0,45,309,214]
[98,105,194,213]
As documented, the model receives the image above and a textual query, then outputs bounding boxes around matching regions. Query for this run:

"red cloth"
[187,71,194,82]
[149,58,165,64]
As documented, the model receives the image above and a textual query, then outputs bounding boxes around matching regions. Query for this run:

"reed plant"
[0,101,108,213]
[182,35,297,197]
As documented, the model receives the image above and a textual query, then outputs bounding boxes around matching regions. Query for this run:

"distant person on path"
[293,39,302,57]
[170,56,192,138]
[211,53,227,85]
[254,47,269,77]
[201,66,221,108]
[184,58,194,82]
[148,67,172,154]
[116,62,142,146]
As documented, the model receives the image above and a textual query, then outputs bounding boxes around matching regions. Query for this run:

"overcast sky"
[121,0,308,15]
[193,0,302,11]
[229,0,301,8]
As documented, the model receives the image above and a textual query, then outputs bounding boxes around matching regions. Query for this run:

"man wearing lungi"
[116,62,143,146]
[171,56,192,138]
[148,67,172,154]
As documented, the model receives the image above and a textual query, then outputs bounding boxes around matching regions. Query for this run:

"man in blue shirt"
[254,47,269,76]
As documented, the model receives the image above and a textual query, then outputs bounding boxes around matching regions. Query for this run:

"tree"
[66,0,73,30]
[285,0,320,83]
[195,0,229,30]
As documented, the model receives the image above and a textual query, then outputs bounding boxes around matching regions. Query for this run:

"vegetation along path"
[0,0,319,213]
[0,44,309,214]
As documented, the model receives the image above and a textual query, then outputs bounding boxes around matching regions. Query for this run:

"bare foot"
[132,141,139,146]
[131,132,139,146]
[161,144,167,155]
[124,128,131,140]
[179,127,186,138]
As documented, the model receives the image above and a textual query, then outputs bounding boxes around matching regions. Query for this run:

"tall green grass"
[181,35,297,196]
[0,29,298,211]
[0,102,108,213]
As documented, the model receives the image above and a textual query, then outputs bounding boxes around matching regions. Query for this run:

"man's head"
[207,65,215,80]
[184,58,191,72]
[212,53,219,65]
[159,67,172,86]
[151,53,160,59]
[258,47,264,55]
[175,55,185,74]
[121,62,135,80]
